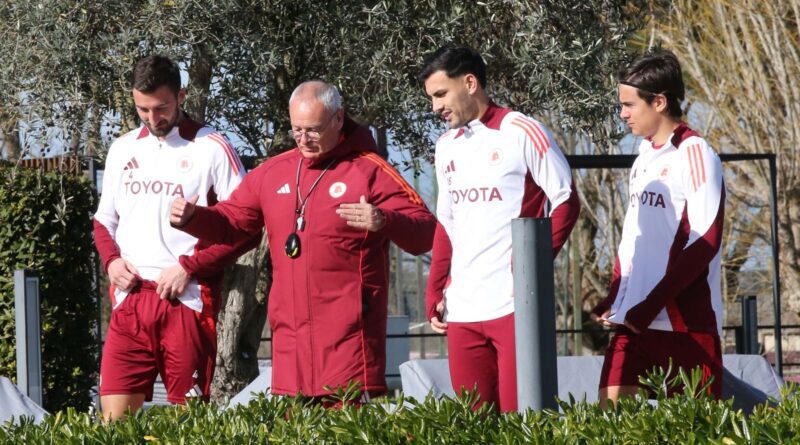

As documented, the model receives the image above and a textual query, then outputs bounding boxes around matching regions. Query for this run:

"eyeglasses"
[288,112,338,142]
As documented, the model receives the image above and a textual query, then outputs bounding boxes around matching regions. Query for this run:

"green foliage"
[213,0,647,158]
[2,369,798,444]
[0,0,646,161]
[0,164,99,412]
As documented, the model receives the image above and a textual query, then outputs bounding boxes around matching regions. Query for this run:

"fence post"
[741,295,759,355]
[512,218,558,412]
[14,269,43,406]
[767,155,783,375]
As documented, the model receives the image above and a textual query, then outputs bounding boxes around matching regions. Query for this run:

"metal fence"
[257,153,788,376]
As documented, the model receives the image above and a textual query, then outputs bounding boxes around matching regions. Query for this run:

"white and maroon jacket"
[592,124,725,335]
[93,117,256,313]
[425,103,580,323]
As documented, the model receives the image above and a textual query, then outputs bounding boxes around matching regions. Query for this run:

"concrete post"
[14,269,43,406]
[512,218,558,412]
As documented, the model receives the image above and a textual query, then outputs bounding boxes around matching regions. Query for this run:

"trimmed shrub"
[1,371,798,444]
[0,164,99,412]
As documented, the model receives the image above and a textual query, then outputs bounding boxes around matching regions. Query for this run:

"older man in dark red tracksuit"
[171,80,435,399]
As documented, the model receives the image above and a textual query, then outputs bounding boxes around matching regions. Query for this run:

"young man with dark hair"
[93,55,257,420]
[131,55,182,100]
[421,44,580,412]
[591,50,725,407]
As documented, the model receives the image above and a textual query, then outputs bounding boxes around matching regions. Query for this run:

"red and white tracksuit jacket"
[425,103,580,323]
[93,117,258,316]
[592,124,725,335]
[179,118,436,396]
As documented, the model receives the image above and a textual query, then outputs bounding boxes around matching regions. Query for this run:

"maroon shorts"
[599,327,722,398]
[447,312,517,412]
[99,281,217,404]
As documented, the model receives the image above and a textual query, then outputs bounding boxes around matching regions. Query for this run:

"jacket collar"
[454,101,511,138]
[300,116,379,168]
[136,112,204,142]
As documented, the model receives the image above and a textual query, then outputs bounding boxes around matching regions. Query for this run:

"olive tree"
[0,0,646,401]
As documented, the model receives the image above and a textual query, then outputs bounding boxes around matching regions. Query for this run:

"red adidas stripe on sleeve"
[511,116,550,159]
[208,133,243,176]
[688,144,707,191]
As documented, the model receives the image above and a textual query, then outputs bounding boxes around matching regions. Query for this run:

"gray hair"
[289,80,343,112]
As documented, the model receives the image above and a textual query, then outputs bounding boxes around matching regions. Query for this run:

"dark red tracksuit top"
[180,118,436,396]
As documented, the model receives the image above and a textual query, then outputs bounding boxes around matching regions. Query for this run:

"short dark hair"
[419,44,487,88]
[619,50,685,119]
[131,55,181,95]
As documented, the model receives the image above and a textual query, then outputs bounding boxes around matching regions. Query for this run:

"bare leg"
[598,385,640,409]
[101,393,146,422]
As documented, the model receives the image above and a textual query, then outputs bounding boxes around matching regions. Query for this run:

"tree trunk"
[185,42,214,123]
[0,114,20,160]
[185,41,274,404]
[210,233,271,404]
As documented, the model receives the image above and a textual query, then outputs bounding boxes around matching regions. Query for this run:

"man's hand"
[430,301,447,334]
[591,310,617,328]
[591,310,641,334]
[107,258,141,291]
[170,195,199,227]
[336,195,386,232]
[156,264,191,300]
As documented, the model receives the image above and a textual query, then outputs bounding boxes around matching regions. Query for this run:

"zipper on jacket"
[305,170,317,394]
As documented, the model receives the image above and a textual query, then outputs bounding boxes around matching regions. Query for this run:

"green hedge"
[0,164,99,412]
[1,371,798,444]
